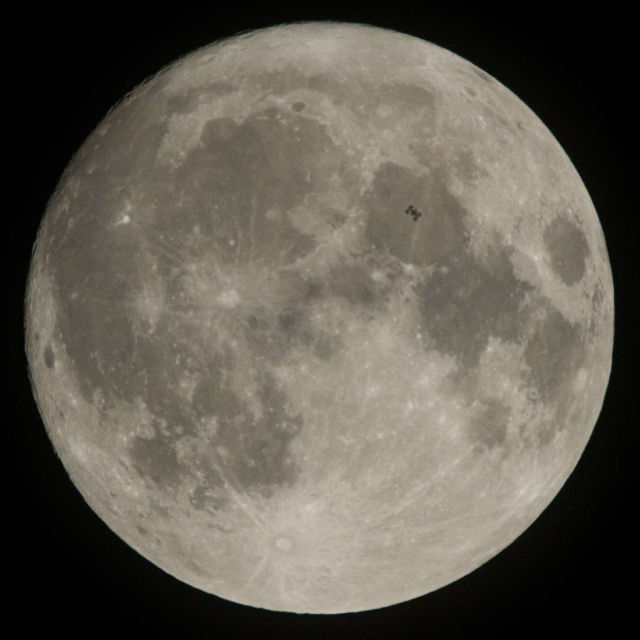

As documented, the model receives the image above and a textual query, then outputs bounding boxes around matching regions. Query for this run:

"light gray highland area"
[25,22,613,613]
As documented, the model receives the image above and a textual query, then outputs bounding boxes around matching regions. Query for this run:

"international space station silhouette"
[404,204,422,221]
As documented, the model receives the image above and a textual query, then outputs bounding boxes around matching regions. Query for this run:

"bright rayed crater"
[25,22,613,613]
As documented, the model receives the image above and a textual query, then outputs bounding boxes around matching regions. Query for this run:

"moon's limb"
[25,22,613,613]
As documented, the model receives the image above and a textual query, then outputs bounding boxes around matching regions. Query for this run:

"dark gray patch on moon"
[215,371,303,496]
[313,333,341,361]
[130,426,186,490]
[536,418,562,447]
[121,349,305,498]
[278,307,309,339]
[291,101,306,112]
[451,148,489,183]
[183,557,214,579]
[53,266,140,405]
[471,67,495,84]
[259,70,437,124]
[43,344,55,369]
[523,303,583,406]
[164,81,238,113]
[469,398,510,450]
[42,95,355,502]
[244,311,294,363]
[543,216,589,285]
[414,242,533,368]
[364,162,469,266]
[591,283,604,313]
[189,366,304,494]
[189,485,225,513]
[377,83,437,115]
[41,118,174,403]
[255,70,344,102]
[275,298,344,362]
[164,107,334,263]
[329,264,378,307]
[190,360,239,420]
[587,284,606,337]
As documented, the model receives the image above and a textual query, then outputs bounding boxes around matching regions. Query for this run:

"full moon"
[24,22,613,613]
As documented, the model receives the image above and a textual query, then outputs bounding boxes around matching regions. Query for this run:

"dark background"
[6,1,638,638]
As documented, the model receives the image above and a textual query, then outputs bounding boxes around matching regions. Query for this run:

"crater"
[313,332,341,361]
[189,484,225,512]
[471,67,494,84]
[43,343,55,369]
[275,536,293,551]
[183,557,213,579]
[543,215,589,285]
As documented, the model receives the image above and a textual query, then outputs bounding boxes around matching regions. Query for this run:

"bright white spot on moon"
[573,368,588,392]
[217,289,241,308]
[275,537,293,551]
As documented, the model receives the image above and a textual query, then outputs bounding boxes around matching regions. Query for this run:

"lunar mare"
[25,22,613,613]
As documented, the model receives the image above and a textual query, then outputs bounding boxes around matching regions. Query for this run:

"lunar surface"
[24,22,613,613]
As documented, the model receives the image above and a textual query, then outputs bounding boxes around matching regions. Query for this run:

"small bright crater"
[275,537,293,551]
[217,289,241,308]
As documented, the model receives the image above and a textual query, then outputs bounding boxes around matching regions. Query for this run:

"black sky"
[6,2,638,639]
